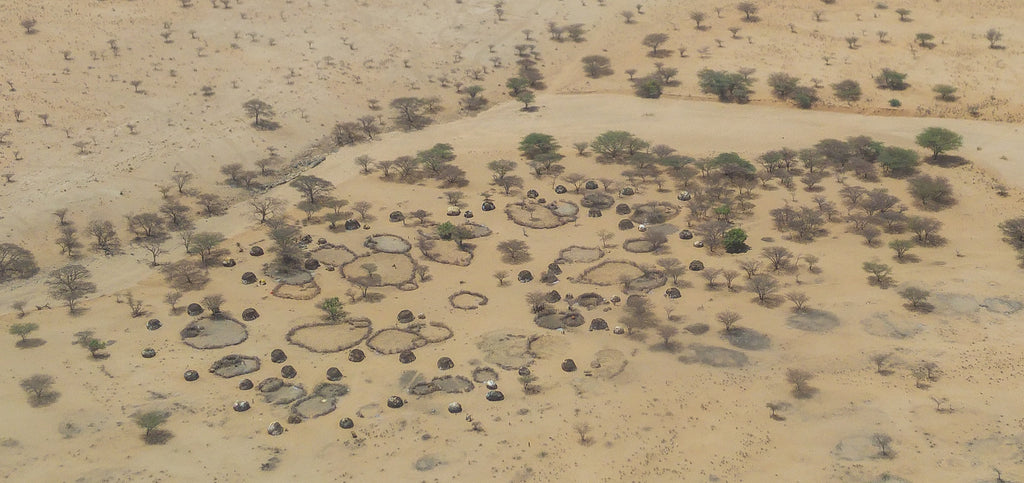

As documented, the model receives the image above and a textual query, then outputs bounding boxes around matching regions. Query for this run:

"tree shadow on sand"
[144,429,174,445]
[29,391,61,408]
[16,338,46,349]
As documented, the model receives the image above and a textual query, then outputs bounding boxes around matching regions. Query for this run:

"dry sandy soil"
[2,0,1024,481]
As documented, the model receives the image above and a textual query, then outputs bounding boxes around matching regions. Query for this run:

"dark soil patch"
[981,297,1023,315]
[721,328,771,351]
[678,343,749,367]
[786,309,841,333]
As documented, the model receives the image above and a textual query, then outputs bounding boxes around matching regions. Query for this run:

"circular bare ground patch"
[622,238,655,253]
[410,375,475,395]
[472,367,499,383]
[364,234,412,253]
[366,329,428,354]
[678,343,749,368]
[505,201,577,229]
[292,396,337,419]
[591,349,629,379]
[556,245,604,264]
[449,291,488,310]
[341,252,417,286]
[860,312,923,339]
[629,202,680,225]
[311,245,357,267]
[272,280,321,300]
[475,332,537,370]
[786,309,840,333]
[625,271,667,292]
[209,354,261,378]
[982,297,1024,315]
[286,317,373,353]
[180,318,248,349]
[578,260,645,286]
[418,238,472,266]
[412,322,454,344]
[262,384,306,405]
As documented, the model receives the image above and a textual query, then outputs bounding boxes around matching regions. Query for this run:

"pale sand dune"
[2,0,1024,481]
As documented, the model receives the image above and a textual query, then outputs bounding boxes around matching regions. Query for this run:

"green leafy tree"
[932,84,957,101]
[697,68,754,103]
[723,228,748,253]
[634,76,663,98]
[581,55,613,78]
[320,297,347,321]
[519,133,562,160]
[863,261,893,287]
[506,77,531,96]
[188,232,225,266]
[875,68,908,90]
[642,33,669,56]
[9,322,38,342]
[878,146,919,175]
[135,411,170,444]
[832,79,862,102]
[767,72,800,99]
[915,127,963,160]
[436,221,456,240]
[899,286,930,309]
[517,90,536,109]
[87,338,106,358]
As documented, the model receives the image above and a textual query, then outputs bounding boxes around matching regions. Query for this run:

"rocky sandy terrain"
[2,1,1024,481]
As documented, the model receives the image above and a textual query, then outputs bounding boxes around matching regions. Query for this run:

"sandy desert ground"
[3,0,1024,482]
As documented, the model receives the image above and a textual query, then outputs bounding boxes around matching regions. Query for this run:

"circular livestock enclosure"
[449,290,489,310]
[286,317,373,353]
[363,233,412,254]
[180,318,248,349]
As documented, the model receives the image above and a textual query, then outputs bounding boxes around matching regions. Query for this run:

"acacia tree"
[761,246,793,271]
[391,97,434,130]
[242,99,275,129]
[289,175,335,204]
[135,411,170,444]
[985,28,1003,49]
[863,261,893,287]
[47,265,96,312]
[737,2,759,21]
[0,243,39,283]
[249,196,284,223]
[915,127,963,160]
[497,240,531,264]
[642,33,669,56]
[581,55,613,78]
[20,374,55,406]
[787,369,815,398]
[717,311,741,332]
[690,11,707,29]
[189,232,225,266]
[747,274,779,303]
[9,322,38,343]
[899,286,930,310]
